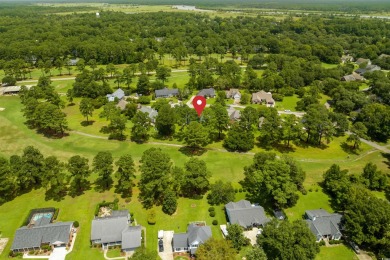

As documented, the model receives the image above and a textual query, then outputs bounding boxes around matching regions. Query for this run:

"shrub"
[301,189,307,195]
[208,207,215,212]
[147,210,156,225]
[92,96,107,109]
[73,221,79,228]
[234,188,238,193]
[212,220,218,225]
[242,188,247,192]
[239,188,243,193]
[280,87,295,96]
[329,239,342,245]
[141,229,146,248]
[319,240,326,246]
[272,93,284,101]
[138,96,151,104]
[309,188,313,192]
[209,211,216,217]
[53,208,60,220]
[28,250,34,255]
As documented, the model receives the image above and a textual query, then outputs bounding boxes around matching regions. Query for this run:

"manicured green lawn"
[316,244,358,260]
[106,248,122,258]
[0,95,389,260]
[275,94,300,111]
[321,62,339,69]
[285,187,332,221]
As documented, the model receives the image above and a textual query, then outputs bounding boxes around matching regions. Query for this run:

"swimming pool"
[31,212,53,226]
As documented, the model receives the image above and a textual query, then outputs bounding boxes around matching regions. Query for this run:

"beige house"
[251,91,275,107]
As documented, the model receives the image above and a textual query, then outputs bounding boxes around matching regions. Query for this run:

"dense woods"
[1,4,390,259]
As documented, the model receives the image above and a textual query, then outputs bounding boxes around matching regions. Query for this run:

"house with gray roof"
[106,88,125,102]
[227,106,241,121]
[196,88,216,98]
[155,88,179,98]
[121,226,142,251]
[305,209,342,242]
[91,210,142,252]
[172,223,212,255]
[355,64,381,76]
[1,85,33,95]
[68,58,79,66]
[11,222,74,252]
[139,106,158,123]
[225,200,269,229]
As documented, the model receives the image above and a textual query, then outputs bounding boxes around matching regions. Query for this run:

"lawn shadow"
[272,143,296,154]
[67,102,75,106]
[381,152,390,169]
[179,146,207,157]
[293,139,329,150]
[81,120,95,127]
[152,133,175,141]
[340,142,359,155]
[36,129,70,139]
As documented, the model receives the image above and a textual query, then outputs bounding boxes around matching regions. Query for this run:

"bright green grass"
[316,244,358,260]
[285,186,332,221]
[105,248,122,258]
[319,93,331,105]
[1,96,389,259]
[321,62,339,69]
[275,94,300,111]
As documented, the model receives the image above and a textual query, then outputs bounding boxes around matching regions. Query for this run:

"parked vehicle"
[349,241,360,254]
[158,239,164,252]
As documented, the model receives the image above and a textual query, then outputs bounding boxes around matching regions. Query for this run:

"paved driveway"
[158,231,174,260]
[49,247,67,260]
[243,228,259,246]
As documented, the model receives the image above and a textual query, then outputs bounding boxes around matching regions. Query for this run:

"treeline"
[18,0,390,12]
[19,77,68,137]
[1,11,390,70]
[323,163,390,258]
[0,146,137,205]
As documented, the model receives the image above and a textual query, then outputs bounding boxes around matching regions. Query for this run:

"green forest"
[0,3,389,260]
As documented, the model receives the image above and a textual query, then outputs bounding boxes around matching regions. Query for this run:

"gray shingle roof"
[172,224,212,249]
[196,88,215,97]
[11,222,73,251]
[225,200,269,228]
[155,88,179,98]
[172,233,188,248]
[187,224,212,245]
[139,106,158,120]
[227,107,241,121]
[121,226,142,250]
[305,209,331,220]
[305,210,342,238]
[106,88,125,100]
[91,216,129,243]
[111,210,130,218]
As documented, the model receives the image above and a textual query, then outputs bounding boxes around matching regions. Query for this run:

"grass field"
[275,94,300,111]
[0,92,388,259]
[316,244,358,260]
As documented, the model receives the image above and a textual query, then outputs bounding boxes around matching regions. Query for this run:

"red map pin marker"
[192,96,207,117]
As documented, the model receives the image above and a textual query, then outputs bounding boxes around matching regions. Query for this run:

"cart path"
[70,130,385,163]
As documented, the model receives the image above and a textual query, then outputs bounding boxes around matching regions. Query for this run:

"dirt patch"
[0,238,9,256]
[0,108,5,111]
